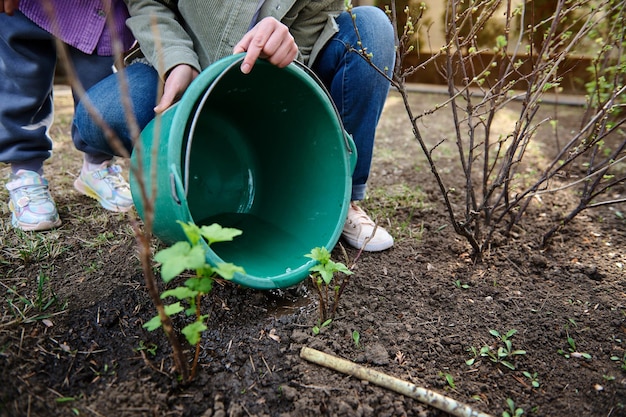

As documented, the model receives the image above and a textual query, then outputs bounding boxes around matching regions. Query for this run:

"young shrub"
[144,221,244,381]
[306,247,353,331]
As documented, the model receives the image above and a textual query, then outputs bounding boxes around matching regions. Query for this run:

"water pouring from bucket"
[130,54,356,290]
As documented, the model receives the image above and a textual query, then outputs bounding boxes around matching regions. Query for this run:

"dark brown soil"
[1,87,625,417]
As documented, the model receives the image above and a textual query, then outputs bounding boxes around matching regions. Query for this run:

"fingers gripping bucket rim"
[130,54,357,290]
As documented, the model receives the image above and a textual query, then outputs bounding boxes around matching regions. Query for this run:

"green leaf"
[496,35,507,49]
[155,242,207,282]
[143,315,162,331]
[305,247,331,264]
[182,318,208,346]
[489,329,500,338]
[164,302,185,316]
[328,259,353,275]
[186,276,214,294]
[505,329,517,339]
[214,262,245,280]
[199,223,242,245]
[161,286,197,300]
[178,221,202,245]
[314,264,335,284]
[444,373,456,389]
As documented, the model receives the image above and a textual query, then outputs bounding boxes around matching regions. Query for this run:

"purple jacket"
[19,0,134,56]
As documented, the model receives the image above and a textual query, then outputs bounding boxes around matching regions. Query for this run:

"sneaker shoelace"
[13,183,51,207]
[349,206,376,228]
[100,166,130,191]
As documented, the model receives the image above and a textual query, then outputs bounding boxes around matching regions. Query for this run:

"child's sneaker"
[6,170,62,231]
[74,161,134,212]
[342,202,394,252]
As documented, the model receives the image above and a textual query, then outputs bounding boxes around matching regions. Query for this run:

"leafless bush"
[357,0,625,255]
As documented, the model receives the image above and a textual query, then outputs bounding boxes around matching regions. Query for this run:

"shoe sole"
[12,216,62,232]
[341,234,394,252]
[8,201,62,232]
[74,178,134,213]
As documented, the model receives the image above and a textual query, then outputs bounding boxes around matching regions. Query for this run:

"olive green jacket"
[125,0,344,79]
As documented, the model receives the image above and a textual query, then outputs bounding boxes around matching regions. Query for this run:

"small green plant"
[438,371,456,390]
[144,221,244,381]
[134,340,158,356]
[306,247,353,325]
[466,329,526,370]
[610,351,626,371]
[453,279,470,289]
[352,330,361,348]
[503,398,524,417]
[312,318,332,335]
[557,329,592,360]
[522,371,540,388]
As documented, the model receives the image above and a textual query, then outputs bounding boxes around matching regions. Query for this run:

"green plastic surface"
[130,54,356,290]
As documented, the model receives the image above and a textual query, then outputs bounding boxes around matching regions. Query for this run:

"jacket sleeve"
[124,0,201,79]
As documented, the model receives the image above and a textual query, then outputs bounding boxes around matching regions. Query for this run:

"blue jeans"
[73,6,395,200]
[0,11,118,173]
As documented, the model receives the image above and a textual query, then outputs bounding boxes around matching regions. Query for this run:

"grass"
[365,183,428,243]
[1,270,66,325]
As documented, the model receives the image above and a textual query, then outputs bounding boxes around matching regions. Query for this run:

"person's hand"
[233,17,298,74]
[154,64,199,114]
[1,0,20,15]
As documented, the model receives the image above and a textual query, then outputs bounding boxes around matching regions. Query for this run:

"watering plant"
[306,247,353,329]
[143,221,244,381]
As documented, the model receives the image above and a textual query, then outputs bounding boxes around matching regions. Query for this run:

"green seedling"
[439,372,456,390]
[522,371,540,388]
[557,330,591,360]
[503,398,524,417]
[134,340,158,356]
[610,352,626,371]
[90,362,117,382]
[144,221,244,381]
[352,330,361,348]
[466,329,526,370]
[306,247,353,324]
[312,318,332,335]
[453,279,470,289]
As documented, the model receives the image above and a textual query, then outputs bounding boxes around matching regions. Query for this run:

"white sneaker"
[6,170,62,231]
[74,161,133,212]
[341,202,393,252]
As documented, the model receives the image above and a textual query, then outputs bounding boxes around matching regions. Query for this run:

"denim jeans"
[73,6,395,200]
[0,11,118,173]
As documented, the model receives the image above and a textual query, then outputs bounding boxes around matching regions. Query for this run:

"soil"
[1,85,625,417]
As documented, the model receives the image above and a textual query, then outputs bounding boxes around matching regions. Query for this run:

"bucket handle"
[290,60,355,158]
[169,163,185,205]
[183,58,245,195]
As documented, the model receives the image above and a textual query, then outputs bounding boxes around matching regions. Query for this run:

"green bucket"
[130,54,356,290]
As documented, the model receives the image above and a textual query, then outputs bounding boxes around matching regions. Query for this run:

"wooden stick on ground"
[300,347,494,417]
